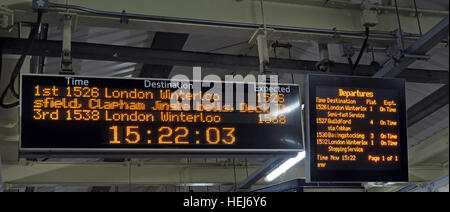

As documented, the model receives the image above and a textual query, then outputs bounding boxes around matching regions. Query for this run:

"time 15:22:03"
[109,126,236,145]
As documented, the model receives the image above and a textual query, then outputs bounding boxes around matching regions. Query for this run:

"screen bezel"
[20,73,305,156]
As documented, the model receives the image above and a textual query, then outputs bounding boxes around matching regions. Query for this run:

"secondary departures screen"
[305,74,408,182]
[20,74,303,155]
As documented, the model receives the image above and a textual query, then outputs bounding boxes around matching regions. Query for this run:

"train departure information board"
[20,74,303,156]
[306,74,408,182]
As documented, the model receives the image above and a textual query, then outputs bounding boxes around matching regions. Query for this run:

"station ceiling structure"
[0,0,448,192]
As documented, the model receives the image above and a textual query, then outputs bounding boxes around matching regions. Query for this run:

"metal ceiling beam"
[230,157,286,192]
[369,128,450,191]
[253,179,363,192]
[373,16,449,78]
[407,127,449,181]
[1,161,261,185]
[90,186,112,192]
[3,152,447,187]
[1,38,447,84]
[409,128,449,167]
[368,164,449,192]
[139,32,189,78]
[409,164,449,182]
[397,175,449,192]
[408,84,449,128]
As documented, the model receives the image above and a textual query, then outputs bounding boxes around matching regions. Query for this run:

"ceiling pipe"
[334,0,449,16]
[373,5,449,16]
[46,2,428,39]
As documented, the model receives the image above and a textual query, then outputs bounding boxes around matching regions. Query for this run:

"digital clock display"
[20,74,303,156]
[305,74,408,182]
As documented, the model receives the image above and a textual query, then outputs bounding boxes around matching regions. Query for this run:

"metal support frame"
[1,38,447,84]
[230,157,286,192]
[2,161,262,185]
[29,23,48,74]
[368,128,449,191]
[24,187,35,192]
[374,16,449,78]
[38,23,48,74]
[408,84,449,128]
[253,179,364,192]
[250,29,271,73]
[398,175,449,192]
[0,6,14,32]
[3,0,447,51]
[409,128,449,168]
[316,43,332,72]
[395,29,405,54]
[60,14,73,74]
[256,33,270,73]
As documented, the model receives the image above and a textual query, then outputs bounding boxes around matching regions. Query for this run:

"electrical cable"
[0,12,42,109]
[207,41,248,53]
[260,0,266,29]
[394,0,405,51]
[413,0,423,36]
[10,12,42,98]
[289,45,295,84]
[347,57,354,66]
[371,46,378,72]
[352,26,370,74]
[371,46,376,62]
[0,81,19,108]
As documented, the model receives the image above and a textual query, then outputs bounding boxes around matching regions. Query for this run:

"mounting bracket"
[32,0,49,11]
[249,28,270,73]
[316,43,333,72]
[59,13,76,75]
[391,29,430,64]
[0,7,14,32]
